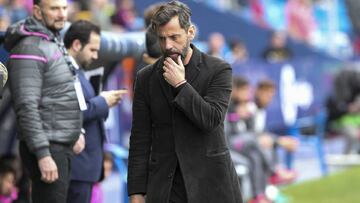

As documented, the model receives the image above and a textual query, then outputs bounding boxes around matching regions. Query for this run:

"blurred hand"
[100,89,127,107]
[348,101,360,113]
[73,133,85,154]
[278,136,299,152]
[163,56,185,87]
[235,104,252,119]
[258,134,274,149]
[130,194,145,203]
[38,156,58,183]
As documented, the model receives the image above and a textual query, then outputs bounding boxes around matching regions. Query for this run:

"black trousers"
[20,141,73,203]
[67,180,93,203]
[169,166,188,203]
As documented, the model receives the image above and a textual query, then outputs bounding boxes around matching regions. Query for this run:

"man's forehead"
[40,0,67,7]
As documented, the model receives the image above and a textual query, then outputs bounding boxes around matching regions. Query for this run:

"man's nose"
[59,8,67,19]
[93,52,98,60]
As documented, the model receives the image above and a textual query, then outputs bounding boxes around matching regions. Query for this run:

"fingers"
[177,55,183,67]
[117,89,128,94]
[165,57,178,66]
[39,157,58,183]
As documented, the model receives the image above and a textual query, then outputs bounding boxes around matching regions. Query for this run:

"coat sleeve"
[8,45,51,159]
[83,95,109,123]
[173,62,232,132]
[127,70,152,195]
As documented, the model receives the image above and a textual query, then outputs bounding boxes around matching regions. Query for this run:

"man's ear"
[187,25,196,40]
[33,5,43,21]
[72,39,82,52]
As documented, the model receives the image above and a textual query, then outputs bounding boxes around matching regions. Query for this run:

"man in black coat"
[127,1,242,203]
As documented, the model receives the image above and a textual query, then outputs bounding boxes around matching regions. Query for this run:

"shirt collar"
[69,56,80,70]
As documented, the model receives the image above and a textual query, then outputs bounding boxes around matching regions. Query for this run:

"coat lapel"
[185,45,201,85]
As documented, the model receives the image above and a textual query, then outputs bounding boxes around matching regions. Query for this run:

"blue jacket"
[71,69,108,182]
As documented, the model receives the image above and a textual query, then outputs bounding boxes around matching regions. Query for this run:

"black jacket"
[128,45,242,203]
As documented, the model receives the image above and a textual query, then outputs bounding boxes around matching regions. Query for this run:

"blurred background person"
[226,76,273,203]
[207,32,228,59]
[0,160,18,203]
[326,65,360,154]
[0,154,30,203]
[262,31,293,63]
[285,0,317,44]
[226,39,249,65]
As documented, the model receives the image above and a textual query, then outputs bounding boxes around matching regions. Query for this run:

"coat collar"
[156,44,202,106]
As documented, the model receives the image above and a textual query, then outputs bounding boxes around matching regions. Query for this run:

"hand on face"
[162,55,185,87]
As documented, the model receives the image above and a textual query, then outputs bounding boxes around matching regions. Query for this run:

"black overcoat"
[128,45,243,203]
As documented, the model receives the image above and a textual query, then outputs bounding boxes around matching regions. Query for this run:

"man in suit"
[128,1,242,203]
[64,20,126,203]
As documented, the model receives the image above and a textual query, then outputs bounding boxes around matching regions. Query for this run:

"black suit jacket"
[128,45,242,203]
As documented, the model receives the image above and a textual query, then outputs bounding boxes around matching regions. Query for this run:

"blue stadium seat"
[285,110,328,176]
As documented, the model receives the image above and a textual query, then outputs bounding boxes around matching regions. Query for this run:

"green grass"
[281,166,360,203]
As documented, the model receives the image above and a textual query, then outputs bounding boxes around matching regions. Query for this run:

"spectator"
[0,154,30,203]
[226,39,249,64]
[225,76,273,203]
[250,0,266,27]
[0,161,18,203]
[262,31,293,63]
[250,80,298,185]
[8,0,29,23]
[0,9,10,32]
[111,0,142,31]
[326,66,360,154]
[285,0,317,44]
[90,0,113,31]
[207,32,227,59]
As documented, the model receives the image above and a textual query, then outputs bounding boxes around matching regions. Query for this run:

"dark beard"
[163,39,190,63]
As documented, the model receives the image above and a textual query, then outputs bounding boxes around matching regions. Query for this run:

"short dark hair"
[144,3,164,28]
[33,0,41,5]
[64,20,101,49]
[257,79,275,90]
[151,0,192,32]
[233,76,249,89]
[0,161,16,179]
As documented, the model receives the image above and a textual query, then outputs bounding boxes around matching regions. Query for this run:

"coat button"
[168,173,173,178]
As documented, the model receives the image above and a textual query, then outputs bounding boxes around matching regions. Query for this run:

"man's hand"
[73,133,85,154]
[130,194,145,203]
[100,89,127,107]
[38,156,58,183]
[163,56,185,87]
